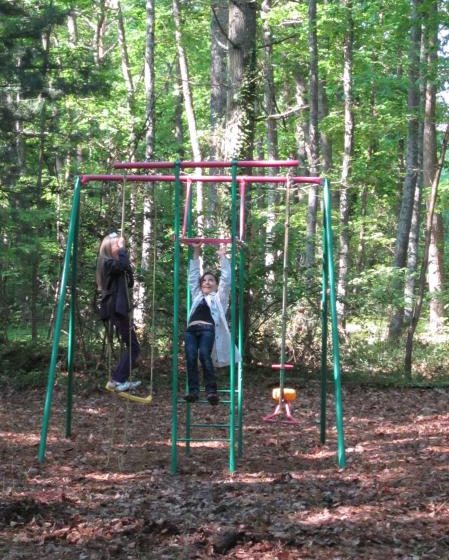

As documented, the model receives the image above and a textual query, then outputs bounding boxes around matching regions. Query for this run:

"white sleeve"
[189,257,202,299]
[218,256,231,308]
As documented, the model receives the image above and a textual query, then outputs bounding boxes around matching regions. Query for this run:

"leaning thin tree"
[404,123,449,378]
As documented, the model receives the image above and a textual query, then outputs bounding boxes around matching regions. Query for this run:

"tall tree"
[132,0,157,328]
[223,0,257,356]
[172,0,204,231]
[223,0,257,160]
[210,0,228,160]
[208,0,228,223]
[423,0,444,332]
[405,124,449,376]
[145,0,155,160]
[261,0,279,276]
[336,0,354,326]
[304,0,319,278]
[388,0,422,339]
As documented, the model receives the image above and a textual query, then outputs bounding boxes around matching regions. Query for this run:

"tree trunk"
[224,0,257,358]
[134,0,157,329]
[305,0,319,277]
[145,0,155,159]
[405,30,425,324]
[94,0,107,65]
[67,10,78,45]
[223,0,257,160]
[262,0,278,163]
[210,0,228,160]
[428,213,444,331]
[405,124,449,377]
[318,80,332,174]
[209,0,228,222]
[388,0,421,339]
[404,172,422,322]
[114,0,138,159]
[336,0,354,327]
[172,0,202,163]
[172,0,203,230]
[261,0,279,281]
[423,0,444,332]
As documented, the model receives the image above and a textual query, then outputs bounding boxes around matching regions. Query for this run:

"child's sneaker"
[127,380,142,390]
[106,380,141,392]
[183,391,199,403]
[207,391,219,406]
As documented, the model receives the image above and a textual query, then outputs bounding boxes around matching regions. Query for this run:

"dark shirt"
[189,298,214,325]
[99,249,133,320]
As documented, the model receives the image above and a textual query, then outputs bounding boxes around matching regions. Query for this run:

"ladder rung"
[178,437,231,443]
[191,423,231,428]
[179,398,236,404]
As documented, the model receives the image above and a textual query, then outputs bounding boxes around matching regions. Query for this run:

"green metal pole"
[323,178,346,468]
[237,241,245,457]
[229,161,238,473]
[171,161,182,474]
[65,193,81,437]
[320,202,328,444]
[38,176,82,462]
[185,180,194,456]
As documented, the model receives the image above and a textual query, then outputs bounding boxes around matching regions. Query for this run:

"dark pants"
[184,323,216,394]
[110,314,140,383]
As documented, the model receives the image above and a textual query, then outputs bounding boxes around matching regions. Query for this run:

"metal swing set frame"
[37,159,345,472]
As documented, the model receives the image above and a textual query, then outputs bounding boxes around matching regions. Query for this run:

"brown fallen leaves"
[1,382,449,559]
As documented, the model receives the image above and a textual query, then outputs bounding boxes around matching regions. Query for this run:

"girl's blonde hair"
[96,233,119,291]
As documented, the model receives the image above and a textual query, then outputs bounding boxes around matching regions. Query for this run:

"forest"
[1,1,449,559]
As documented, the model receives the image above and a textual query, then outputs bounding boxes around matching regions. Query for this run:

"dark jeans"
[184,323,216,394]
[110,314,140,383]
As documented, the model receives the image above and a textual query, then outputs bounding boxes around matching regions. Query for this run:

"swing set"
[37,159,345,473]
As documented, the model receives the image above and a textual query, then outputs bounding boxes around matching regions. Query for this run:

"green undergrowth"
[2,332,449,392]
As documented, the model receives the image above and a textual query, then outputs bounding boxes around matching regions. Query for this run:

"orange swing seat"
[272,387,297,402]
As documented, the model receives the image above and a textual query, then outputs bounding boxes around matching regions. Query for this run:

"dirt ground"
[1,377,449,559]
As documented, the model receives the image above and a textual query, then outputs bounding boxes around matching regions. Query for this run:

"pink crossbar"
[80,174,321,185]
[271,364,294,369]
[180,237,233,245]
[113,160,300,169]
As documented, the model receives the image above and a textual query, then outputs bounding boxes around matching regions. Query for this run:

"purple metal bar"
[240,179,246,241]
[81,174,322,185]
[112,160,300,170]
[181,178,192,239]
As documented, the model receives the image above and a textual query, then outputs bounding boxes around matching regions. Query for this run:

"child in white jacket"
[184,243,239,405]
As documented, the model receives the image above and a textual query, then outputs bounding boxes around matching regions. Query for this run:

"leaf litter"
[1,382,448,559]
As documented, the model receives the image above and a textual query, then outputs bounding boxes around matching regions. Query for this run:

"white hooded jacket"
[188,255,241,367]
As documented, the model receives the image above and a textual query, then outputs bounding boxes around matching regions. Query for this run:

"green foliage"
[0,0,448,388]
[0,341,50,390]
[342,322,449,387]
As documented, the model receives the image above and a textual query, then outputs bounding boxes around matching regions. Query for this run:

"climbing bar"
[81,174,321,185]
[192,423,231,428]
[240,179,247,242]
[180,237,233,245]
[113,160,300,170]
[178,437,231,443]
[181,178,193,238]
[271,364,294,369]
